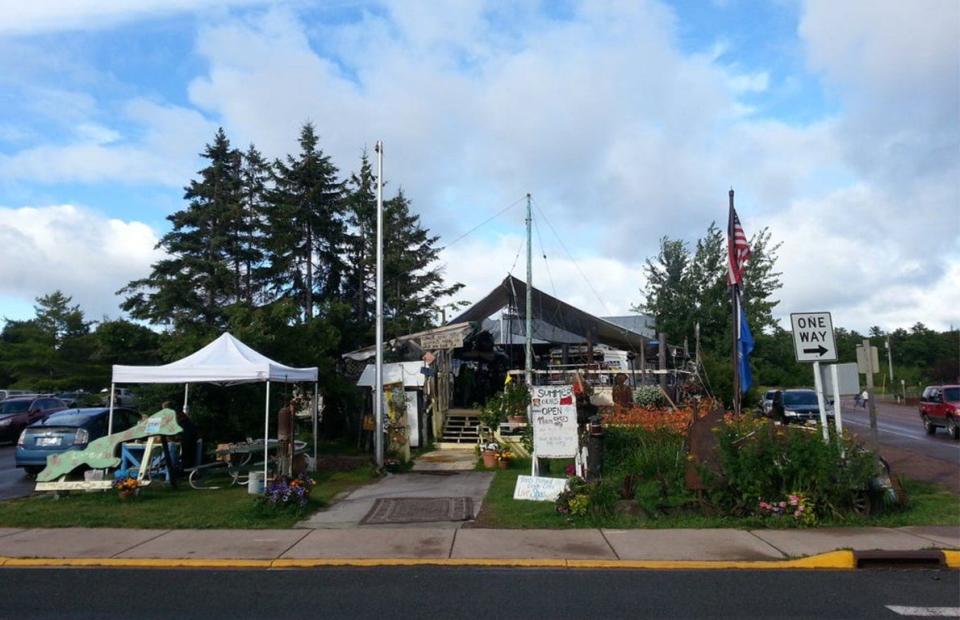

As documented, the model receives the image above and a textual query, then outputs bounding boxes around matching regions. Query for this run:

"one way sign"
[790,312,838,363]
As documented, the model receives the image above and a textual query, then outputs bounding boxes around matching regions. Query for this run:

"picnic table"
[188,439,307,490]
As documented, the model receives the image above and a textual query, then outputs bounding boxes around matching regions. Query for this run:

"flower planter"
[481,450,498,469]
[497,459,509,470]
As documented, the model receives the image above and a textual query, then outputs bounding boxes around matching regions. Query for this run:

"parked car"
[0,389,34,401]
[767,388,834,424]
[0,396,67,444]
[100,388,137,408]
[16,407,142,475]
[919,385,960,439]
[759,389,779,416]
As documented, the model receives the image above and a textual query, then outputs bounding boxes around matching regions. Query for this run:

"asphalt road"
[0,444,34,500]
[0,567,957,619]
[837,400,959,493]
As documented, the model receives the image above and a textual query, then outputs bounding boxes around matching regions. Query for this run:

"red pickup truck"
[919,385,960,439]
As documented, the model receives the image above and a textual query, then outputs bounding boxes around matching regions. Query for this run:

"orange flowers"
[599,405,693,434]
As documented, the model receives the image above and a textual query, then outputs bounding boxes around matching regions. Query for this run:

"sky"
[0,0,957,333]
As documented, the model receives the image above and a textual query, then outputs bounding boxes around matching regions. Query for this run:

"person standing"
[860,389,869,409]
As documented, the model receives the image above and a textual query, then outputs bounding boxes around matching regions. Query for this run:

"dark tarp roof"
[449,275,648,353]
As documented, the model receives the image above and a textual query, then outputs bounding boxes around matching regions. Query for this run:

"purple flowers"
[262,474,315,510]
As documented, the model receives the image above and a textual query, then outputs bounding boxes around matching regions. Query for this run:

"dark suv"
[0,396,67,444]
[919,385,960,439]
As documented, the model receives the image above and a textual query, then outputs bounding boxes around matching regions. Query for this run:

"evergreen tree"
[381,189,464,337]
[636,237,694,343]
[264,123,345,321]
[237,144,271,304]
[342,151,377,326]
[121,128,242,329]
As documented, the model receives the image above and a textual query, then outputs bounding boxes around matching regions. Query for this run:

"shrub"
[712,416,877,519]
[633,385,667,408]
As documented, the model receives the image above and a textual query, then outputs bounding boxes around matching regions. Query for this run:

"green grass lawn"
[473,459,960,529]
[0,466,377,529]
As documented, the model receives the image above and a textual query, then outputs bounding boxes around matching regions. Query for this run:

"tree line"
[0,124,461,439]
[639,226,960,403]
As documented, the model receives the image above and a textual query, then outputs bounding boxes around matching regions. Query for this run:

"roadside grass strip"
[2,549,954,570]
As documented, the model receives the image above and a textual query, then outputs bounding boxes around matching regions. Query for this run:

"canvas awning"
[342,322,475,362]
[113,333,318,385]
[356,362,426,388]
[450,275,648,353]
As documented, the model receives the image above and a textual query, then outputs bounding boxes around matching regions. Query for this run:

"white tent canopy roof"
[112,332,318,385]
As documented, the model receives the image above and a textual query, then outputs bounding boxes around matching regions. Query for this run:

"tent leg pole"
[313,382,319,473]
[183,384,190,414]
[264,381,271,488]
[107,382,116,436]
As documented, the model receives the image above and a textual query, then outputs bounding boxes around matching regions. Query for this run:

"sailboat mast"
[525,193,533,387]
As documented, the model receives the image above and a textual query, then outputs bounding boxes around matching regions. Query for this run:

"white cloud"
[0,99,216,186]
[0,0,271,36]
[0,205,163,320]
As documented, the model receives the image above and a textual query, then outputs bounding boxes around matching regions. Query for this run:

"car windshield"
[783,391,817,406]
[40,412,98,427]
[0,401,30,414]
[944,388,960,402]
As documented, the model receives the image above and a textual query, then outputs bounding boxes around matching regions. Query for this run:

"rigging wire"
[531,198,611,315]
[444,195,527,249]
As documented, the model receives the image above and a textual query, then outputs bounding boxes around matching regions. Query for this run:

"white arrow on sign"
[790,312,838,363]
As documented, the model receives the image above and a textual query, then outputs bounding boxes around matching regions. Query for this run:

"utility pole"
[525,193,533,387]
[374,141,384,470]
[863,338,879,449]
[885,336,894,390]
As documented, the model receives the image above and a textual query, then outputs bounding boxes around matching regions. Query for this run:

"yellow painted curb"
[0,550,871,570]
[944,550,960,568]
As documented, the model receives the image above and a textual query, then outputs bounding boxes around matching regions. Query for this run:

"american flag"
[727,203,752,286]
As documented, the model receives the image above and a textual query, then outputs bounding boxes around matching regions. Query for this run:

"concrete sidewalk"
[0,526,956,566]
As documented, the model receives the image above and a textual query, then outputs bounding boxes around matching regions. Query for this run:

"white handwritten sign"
[531,385,578,458]
[513,475,569,502]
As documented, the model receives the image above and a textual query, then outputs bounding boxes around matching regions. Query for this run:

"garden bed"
[0,466,377,529]
[474,458,960,529]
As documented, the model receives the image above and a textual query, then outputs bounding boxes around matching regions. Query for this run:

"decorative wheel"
[851,492,870,516]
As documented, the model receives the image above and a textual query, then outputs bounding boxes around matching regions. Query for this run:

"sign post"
[857,339,880,448]
[791,312,838,442]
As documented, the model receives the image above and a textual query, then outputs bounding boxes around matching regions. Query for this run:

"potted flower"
[481,441,500,468]
[112,474,140,499]
[496,447,513,469]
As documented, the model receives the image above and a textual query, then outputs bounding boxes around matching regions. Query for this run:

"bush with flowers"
[758,493,817,526]
[112,474,140,499]
[259,473,316,511]
[712,415,877,521]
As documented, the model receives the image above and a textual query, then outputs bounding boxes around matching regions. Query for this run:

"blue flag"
[738,303,754,393]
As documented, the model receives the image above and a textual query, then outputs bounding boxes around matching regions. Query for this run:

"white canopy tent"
[110,332,319,483]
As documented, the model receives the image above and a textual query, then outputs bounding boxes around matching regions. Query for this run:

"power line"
[444,195,527,249]
[531,198,611,314]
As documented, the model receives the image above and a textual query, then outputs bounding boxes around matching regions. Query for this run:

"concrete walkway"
[295,471,494,529]
[0,526,955,563]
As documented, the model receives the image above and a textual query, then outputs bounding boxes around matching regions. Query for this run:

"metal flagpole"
[525,193,533,387]
[729,188,741,416]
[525,193,536,477]
[374,141,385,470]
[263,380,271,486]
[313,382,319,472]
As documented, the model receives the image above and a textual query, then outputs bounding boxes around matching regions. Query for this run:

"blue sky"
[0,0,956,331]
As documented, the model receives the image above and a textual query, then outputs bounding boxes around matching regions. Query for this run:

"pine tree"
[381,189,464,337]
[264,123,345,321]
[121,128,242,329]
[237,144,271,304]
[343,151,377,326]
